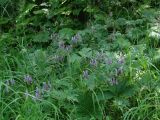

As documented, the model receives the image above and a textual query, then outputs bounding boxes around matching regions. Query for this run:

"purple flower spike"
[90,59,97,67]
[35,87,41,99]
[71,33,81,44]
[118,56,125,64]
[83,70,89,79]
[117,67,123,75]
[71,36,78,44]
[110,77,118,86]
[109,12,113,17]
[42,82,50,91]
[58,41,65,49]
[65,45,72,51]
[24,75,33,84]
[6,80,10,85]
[10,79,15,85]
[54,55,64,62]
[106,59,112,65]
[4,80,10,93]
[96,51,105,62]
[24,90,29,99]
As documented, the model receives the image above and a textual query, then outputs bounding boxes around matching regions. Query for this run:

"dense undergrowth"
[0,0,160,120]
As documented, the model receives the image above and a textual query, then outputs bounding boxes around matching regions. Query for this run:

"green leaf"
[0,17,10,25]
[32,31,49,42]
[116,37,131,49]
[33,9,49,15]
[69,53,81,63]
[77,91,102,119]
[16,3,37,23]
[85,75,96,90]
[59,28,75,40]
[97,90,114,101]
[84,5,99,13]
[79,48,92,58]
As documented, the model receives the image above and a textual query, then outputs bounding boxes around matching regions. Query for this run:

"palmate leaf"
[126,27,145,40]
[76,91,102,120]
[84,74,96,90]
[110,81,136,98]
[25,49,51,76]
[78,48,92,58]
[115,37,131,50]
[113,98,130,108]
[59,28,75,40]
[69,53,82,63]
[97,90,114,101]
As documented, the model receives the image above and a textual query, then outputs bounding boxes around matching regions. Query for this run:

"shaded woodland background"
[0,0,160,120]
